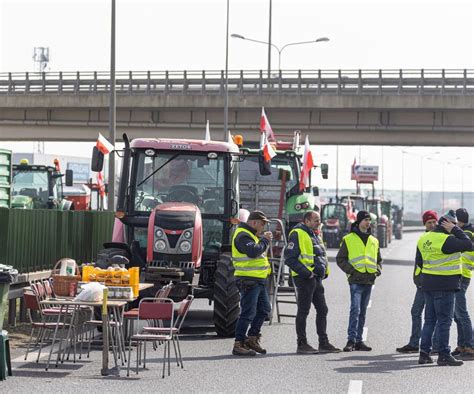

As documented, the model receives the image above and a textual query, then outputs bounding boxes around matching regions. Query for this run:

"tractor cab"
[321,202,349,248]
[12,159,74,210]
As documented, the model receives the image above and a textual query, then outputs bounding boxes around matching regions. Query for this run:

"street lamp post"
[108,0,116,212]
[223,0,230,140]
[401,150,407,209]
[231,34,329,70]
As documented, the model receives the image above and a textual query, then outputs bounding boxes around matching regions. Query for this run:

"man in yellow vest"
[231,210,272,356]
[417,210,471,366]
[451,208,474,359]
[397,210,438,353]
[337,210,382,352]
[284,211,341,354]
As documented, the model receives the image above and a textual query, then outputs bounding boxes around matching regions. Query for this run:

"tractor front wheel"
[213,254,240,337]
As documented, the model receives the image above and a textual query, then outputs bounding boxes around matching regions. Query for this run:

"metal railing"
[0,69,472,96]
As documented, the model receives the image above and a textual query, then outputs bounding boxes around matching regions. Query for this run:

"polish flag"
[351,157,357,180]
[299,135,314,191]
[96,171,105,197]
[261,133,276,162]
[205,120,211,141]
[96,133,114,155]
[260,107,275,141]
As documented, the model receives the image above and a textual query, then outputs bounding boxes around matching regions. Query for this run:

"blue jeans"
[454,279,473,348]
[420,290,455,356]
[234,281,271,342]
[348,284,372,343]
[408,288,425,347]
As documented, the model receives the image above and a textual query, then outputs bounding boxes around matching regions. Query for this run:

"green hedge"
[0,208,115,273]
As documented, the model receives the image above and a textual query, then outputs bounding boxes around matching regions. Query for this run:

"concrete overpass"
[0,69,473,146]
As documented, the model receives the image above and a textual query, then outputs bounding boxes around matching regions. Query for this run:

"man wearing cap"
[397,210,438,353]
[417,210,472,366]
[337,210,382,352]
[450,208,474,359]
[231,210,273,356]
[284,211,341,354]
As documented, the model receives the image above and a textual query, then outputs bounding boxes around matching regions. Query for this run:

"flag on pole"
[205,120,211,141]
[350,157,357,180]
[96,133,114,155]
[97,171,105,197]
[260,107,275,141]
[261,134,276,162]
[299,135,314,191]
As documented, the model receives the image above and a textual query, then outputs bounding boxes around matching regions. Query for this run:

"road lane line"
[368,300,372,308]
[362,327,368,341]
[348,380,363,394]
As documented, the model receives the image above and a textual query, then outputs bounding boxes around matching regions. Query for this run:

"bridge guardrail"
[0,69,472,96]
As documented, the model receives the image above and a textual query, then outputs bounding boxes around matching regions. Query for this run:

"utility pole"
[223,0,230,140]
[108,0,116,211]
[267,0,272,78]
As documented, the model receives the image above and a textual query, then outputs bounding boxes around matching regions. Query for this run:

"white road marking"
[348,380,363,394]
[362,327,368,341]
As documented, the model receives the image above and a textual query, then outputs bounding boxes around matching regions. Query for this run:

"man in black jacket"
[417,210,472,366]
[337,210,382,352]
[284,211,341,354]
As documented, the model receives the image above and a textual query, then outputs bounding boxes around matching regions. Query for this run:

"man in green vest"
[231,210,272,356]
[417,210,472,366]
[284,211,341,354]
[451,208,474,359]
[337,210,382,352]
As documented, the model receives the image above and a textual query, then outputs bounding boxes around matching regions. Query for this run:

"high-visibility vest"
[289,228,315,277]
[461,229,474,279]
[343,233,378,273]
[417,232,462,276]
[232,227,270,279]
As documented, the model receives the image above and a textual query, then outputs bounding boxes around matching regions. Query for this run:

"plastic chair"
[127,298,174,378]
[143,295,194,368]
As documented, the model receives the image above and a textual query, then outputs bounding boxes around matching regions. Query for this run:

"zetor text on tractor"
[92,134,242,337]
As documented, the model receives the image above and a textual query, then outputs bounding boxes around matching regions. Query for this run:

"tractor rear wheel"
[213,254,240,337]
[377,225,387,248]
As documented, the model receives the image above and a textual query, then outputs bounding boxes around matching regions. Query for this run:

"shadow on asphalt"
[329,352,431,373]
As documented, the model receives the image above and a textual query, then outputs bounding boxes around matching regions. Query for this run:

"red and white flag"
[260,107,275,141]
[261,133,276,162]
[299,135,314,191]
[96,171,105,197]
[350,157,357,180]
[96,133,114,155]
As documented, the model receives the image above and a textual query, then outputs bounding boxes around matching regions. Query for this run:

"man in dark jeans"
[336,210,382,352]
[231,210,273,356]
[284,211,341,354]
[417,210,471,366]
[397,210,438,353]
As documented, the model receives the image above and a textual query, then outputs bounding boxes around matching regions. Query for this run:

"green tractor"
[12,159,74,210]
[238,131,328,233]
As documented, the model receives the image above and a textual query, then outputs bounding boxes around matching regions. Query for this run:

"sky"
[0,0,473,193]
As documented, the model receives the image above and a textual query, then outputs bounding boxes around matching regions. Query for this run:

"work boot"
[245,335,267,355]
[297,338,319,354]
[319,342,342,353]
[343,340,356,352]
[418,351,434,365]
[451,346,464,357]
[232,340,256,357]
[458,347,474,360]
[396,344,419,353]
[355,341,372,351]
[437,354,464,366]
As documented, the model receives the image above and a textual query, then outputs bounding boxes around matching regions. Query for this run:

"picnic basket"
[51,258,81,296]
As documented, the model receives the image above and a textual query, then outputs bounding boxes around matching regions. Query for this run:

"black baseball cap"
[248,210,270,222]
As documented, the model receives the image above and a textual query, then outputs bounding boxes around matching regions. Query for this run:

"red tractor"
[92,134,242,336]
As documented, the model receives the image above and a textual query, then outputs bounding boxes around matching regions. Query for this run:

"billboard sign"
[352,165,379,182]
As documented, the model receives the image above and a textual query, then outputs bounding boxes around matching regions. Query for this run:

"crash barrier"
[0,208,114,326]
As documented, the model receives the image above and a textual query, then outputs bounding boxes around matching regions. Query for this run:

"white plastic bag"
[74,282,106,302]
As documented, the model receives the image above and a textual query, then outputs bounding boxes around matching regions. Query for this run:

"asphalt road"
[4,231,473,393]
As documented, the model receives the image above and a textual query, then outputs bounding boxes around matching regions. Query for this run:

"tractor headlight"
[183,230,192,239]
[179,241,192,253]
[155,240,166,251]
[155,229,164,238]
[295,203,302,211]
